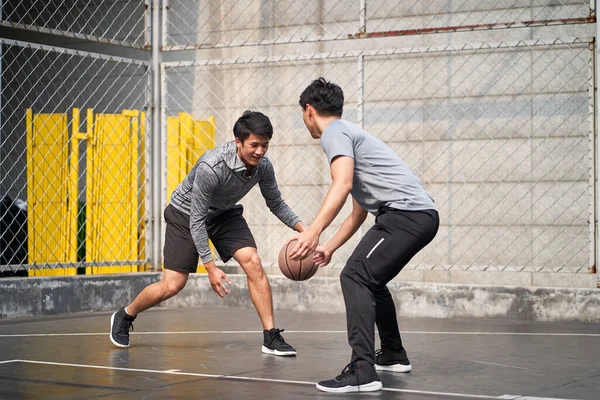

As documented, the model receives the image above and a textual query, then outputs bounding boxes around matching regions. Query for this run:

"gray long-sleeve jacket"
[170,141,301,264]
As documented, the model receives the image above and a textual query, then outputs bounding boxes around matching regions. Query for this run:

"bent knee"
[340,267,352,284]
[163,279,186,297]
[244,255,266,280]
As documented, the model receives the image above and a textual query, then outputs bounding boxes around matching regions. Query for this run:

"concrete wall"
[165,0,590,47]
[165,45,593,286]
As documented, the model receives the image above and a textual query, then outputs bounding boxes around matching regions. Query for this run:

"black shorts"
[163,204,257,273]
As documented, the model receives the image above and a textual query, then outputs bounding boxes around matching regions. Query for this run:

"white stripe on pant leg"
[366,238,385,258]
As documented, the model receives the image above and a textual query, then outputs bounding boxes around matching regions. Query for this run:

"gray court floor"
[0,306,598,399]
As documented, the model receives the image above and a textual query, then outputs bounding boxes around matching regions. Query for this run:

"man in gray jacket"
[110,110,307,356]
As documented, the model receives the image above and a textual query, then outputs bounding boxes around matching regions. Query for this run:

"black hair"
[298,77,344,117]
[233,110,273,142]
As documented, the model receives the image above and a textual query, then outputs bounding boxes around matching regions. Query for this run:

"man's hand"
[313,244,333,268]
[204,260,231,298]
[288,227,321,261]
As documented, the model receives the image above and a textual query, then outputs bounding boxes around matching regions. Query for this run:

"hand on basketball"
[206,265,231,298]
[288,228,320,261]
[313,245,332,267]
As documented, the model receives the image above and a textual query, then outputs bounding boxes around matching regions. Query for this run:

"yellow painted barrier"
[85,110,147,274]
[26,110,76,276]
[25,109,212,276]
[26,108,148,276]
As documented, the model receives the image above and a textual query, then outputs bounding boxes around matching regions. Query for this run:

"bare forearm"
[326,212,365,252]
[203,260,217,271]
[294,221,308,233]
[310,182,351,234]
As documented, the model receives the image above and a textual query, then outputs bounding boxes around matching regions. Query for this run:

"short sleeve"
[320,125,354,164]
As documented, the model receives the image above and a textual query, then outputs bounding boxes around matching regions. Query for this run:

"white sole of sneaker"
[375,363,412,372]
[109,312,130,349]
[261,345,296,356]
[315,381,383,393]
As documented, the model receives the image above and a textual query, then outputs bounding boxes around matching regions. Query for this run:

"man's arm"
[190,163,219,264]
[259,160,303,229]
[294,221,308,233]
[190,163,231,297]
[326,197,367,252]
[289,155,354,260]
[313,197,367,267]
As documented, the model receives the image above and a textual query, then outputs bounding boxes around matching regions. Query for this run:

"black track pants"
[340,207,439,365]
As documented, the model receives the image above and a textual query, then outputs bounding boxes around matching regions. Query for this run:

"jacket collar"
[222,141,248,172]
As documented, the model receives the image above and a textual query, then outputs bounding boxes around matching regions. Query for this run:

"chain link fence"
[163,37,593,274]
[163,0,592,49]
[0,39,151,274]
[0,1,598,284]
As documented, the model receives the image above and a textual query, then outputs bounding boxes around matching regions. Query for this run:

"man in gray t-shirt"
[291,78,439,393]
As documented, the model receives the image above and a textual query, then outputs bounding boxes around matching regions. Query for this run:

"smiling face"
[235,133,270,168]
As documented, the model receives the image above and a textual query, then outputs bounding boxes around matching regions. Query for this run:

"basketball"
[278,239,319,281]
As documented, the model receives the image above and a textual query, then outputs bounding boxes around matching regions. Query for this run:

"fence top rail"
[161,37,593,69]
[1,38,151,67]
[0,21,147,49]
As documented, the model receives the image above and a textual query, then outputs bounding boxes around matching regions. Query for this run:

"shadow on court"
[0,306,598,399]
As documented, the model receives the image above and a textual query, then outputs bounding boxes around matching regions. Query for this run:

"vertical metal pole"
[144,0,152,48]
[589,39,598,285]
[357,54,365,241]
[160,64,167,259]
[163,0,170,50]
[151,0,162,271]
[144,67,151,269]
[359,0,367,34]
[358,54,364,128]
[595,8,600,286]
[69,109,81,263]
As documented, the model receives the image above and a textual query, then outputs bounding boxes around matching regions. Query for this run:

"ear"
[234,136,242,148]
[306,104,316,120]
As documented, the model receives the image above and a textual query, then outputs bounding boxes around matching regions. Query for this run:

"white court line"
[472,360,536,371]
[4,359,576,400]
[0,330,599,338]
[0,360,18,365]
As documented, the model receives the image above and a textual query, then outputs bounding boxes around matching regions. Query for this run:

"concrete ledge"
[2,273,599,321]
[252,265,599,289]
[0,273,160,319]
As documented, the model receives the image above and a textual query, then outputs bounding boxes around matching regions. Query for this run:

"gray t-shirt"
[320,120,436,214]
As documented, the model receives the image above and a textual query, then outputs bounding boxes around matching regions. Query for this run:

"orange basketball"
[278,239,319,281]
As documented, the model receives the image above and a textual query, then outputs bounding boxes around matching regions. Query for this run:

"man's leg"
[232,246,296,356]
[370,210,438,371]
[374,285,403,350]
[127,268,190,316]
[317,209,438,392]
[316,252,382,393]
[373,285,412,372]
[232,247,273,329]
[110,269,189,348]
[110,204,197,348]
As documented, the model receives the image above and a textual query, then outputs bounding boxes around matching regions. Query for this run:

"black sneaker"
[110,307,135,348]
[375,347,412,372]
[316,362,382,393]
[261,328,296,356]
